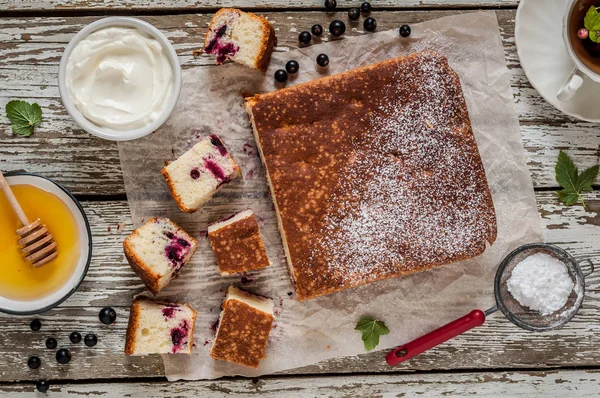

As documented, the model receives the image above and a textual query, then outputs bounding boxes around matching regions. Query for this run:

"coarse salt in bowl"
[58,17,182,141]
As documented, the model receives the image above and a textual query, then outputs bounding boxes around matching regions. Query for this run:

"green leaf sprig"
[355,316,390,351]
[555,150,599,209]
[5,100,42,137]
[584,6,600,43]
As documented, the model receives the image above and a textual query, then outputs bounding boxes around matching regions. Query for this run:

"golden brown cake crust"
[160,167,195,213]
[123,217,162,295]
[210,297,274,368]
[124,298,141,355]
[245,51,497,301]
[208,213,270,275]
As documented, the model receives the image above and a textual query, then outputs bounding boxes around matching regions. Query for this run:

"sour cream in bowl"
[58,17,181,141]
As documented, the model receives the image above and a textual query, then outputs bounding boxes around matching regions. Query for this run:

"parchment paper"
[117,11,543,380]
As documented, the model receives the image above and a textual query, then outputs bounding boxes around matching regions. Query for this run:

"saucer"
[0,173,92,315]
[516,0,600,122]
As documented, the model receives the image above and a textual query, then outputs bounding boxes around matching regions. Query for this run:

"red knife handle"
[386,309,486,366]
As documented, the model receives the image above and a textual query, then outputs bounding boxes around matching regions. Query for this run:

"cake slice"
[211,285,274,368]
[208,209,271,275]
[125,297,197,355]
[161,135,241,213]
[123,217,197,295]
[244,51,497,300]
[203,8,276,72]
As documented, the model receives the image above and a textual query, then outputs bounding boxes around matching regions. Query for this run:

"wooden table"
[1,1,599,396]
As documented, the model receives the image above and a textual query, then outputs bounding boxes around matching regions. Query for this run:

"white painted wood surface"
[1,11,599,194]
[1,0,519,12]
[2,369,600,397]
[0,192,597,382]
[1,3,600,394]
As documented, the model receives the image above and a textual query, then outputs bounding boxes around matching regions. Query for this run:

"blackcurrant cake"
[123,217,197,295]
[125,297,197,355]
[211,285,274,368]
[161,135,241,213]
[245,51,498,301]
[203,8,276,72]
[207,209,271,275]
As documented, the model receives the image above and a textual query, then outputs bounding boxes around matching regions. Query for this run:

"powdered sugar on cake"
[312,53,496,285]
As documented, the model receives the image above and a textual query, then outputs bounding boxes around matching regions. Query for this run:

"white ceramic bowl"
[58,17,182,141]
[0,173,92,315]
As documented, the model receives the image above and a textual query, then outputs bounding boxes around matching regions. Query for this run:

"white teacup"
[558,0,600,101]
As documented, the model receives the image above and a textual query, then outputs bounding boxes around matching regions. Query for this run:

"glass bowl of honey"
[0,172,92,314]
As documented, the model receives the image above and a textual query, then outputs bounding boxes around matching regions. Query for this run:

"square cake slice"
[123,217,197,295]
[211,285,274,368]
[125,297,197,355]
[207,209,271,275]
[203,8,276,72]
[162,135,241,213]
[244,51,497,301]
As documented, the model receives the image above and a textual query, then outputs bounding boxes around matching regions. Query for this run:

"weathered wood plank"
[0,191,597,382]
[0,0,519,13]
[2,370,600,397]
[1,11,599,196]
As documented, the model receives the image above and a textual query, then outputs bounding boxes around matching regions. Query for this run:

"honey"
[0,184,80,301]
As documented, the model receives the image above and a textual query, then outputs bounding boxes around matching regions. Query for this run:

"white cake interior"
[208,208,253,233]
[225,285,273,314]
[206,9,270,70]
[126,218,196,292]
[164,137,240,212]
[131,299,196,355]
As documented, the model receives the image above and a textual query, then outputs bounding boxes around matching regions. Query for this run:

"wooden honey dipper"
[0,171,58,267]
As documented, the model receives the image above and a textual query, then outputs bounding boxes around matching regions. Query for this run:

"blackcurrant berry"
[316,54,330,67]
[36,380,50,393]
[56,348,71,365]
[69,331,82,344]
[364,17,377,32]
[28,356,41,369]
[30,319,41,331]
[298,31,312,44]
[286,60,299,74]
[99,307,117,325]
[274,69,288,83]
[84,334,98,347]
[311,24,324,36]
[329,20,346,37]
[348,8,360,21]
[400,25,411,38]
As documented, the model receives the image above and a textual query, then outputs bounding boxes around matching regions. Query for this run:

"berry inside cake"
[161,135,241,213]
[123,217,197,295]
[208,209,271,275]
[125,297,197,355]
[211,285,274,368]
[203,8,276,72]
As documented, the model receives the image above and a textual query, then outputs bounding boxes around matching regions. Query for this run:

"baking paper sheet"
[117,11,542,380]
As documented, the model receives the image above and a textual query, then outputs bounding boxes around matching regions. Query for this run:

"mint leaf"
[585,6,600,31]
[555,150,599,209]
[5,100,42,137]
[355,316,390,351]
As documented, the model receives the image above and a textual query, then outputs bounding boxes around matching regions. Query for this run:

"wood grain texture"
[1,10,599,195]
[0,0,519,13]
[3,369,600,397]
[0,191,597,382]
